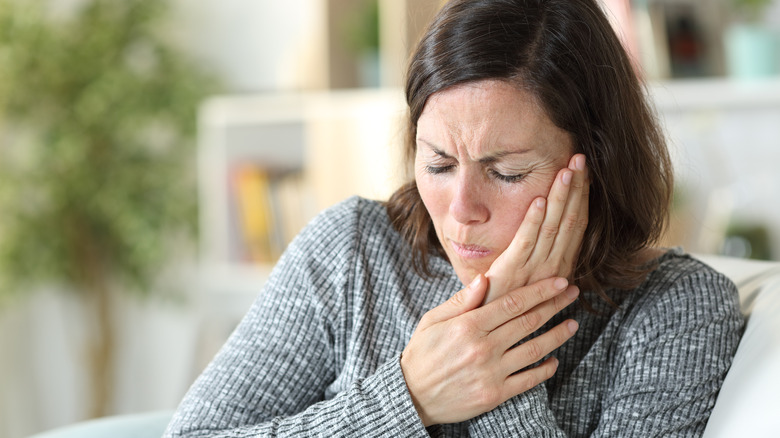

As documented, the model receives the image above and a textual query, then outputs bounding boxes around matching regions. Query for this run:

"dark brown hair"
[385,0,673,302]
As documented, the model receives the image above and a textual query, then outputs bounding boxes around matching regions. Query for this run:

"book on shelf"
[229,164,315,265]
[231,165,276,264]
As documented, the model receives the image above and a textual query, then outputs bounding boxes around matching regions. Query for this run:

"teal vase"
[725,24,780,79]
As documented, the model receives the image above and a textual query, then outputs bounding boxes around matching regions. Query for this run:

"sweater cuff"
[468,385,565,436]
[360,353,429,437]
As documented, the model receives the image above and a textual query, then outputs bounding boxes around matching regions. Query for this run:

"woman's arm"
[591,267,743,436]
[164,203,430,438]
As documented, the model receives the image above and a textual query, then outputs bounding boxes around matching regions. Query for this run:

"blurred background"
[1,0,779,436]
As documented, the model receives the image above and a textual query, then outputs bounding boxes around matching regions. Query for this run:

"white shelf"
[197,88,407,300]
[649,77,780,111]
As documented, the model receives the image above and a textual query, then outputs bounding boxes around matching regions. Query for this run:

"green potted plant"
[725,0,780,78]
[342,0,381,87]
[733,0,774,22]
[0,0,216,417]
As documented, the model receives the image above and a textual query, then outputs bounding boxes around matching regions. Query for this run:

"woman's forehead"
[416,80,572,158]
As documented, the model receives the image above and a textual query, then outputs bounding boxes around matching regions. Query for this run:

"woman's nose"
[448,172,489,225]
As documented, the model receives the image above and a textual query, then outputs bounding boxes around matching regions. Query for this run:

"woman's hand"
[401,275,579,427]
[484,154,589,304]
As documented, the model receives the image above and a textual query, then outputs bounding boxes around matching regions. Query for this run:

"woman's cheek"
[416,174,444,216]
[493,178,552,245]
[495,197,533,245]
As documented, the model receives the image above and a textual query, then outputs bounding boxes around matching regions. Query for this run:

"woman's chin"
[444,244,496,286]
[453,262,490,287]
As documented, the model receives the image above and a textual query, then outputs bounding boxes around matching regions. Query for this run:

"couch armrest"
[702,262,780,438]
[28,411,173,438]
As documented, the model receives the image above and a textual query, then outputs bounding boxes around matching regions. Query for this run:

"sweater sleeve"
[591,268,744,436]
[465,261,743,437]
[163,200,429,438]
[467,386,567,437]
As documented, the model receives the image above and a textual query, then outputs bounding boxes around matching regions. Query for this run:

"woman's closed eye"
[489,169,526,183]
[424,164,455,175]
[424,163,526,183]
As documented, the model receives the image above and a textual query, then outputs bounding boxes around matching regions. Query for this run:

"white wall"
[167,0,327,92]
[43,0,328,92]
[0,279,203,438]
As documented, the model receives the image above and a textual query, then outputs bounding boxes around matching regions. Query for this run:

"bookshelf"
[649,77,780,260]
[197,89,408,301]
[189,1,443,359]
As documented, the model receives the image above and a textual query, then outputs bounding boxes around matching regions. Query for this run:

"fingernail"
[535,198,546,209]
[575,155,585,171]
[566,286,579,300]
[468,275,482,290]
[567,320,579,334]
[553,277,568,290]
[562,170,573,185]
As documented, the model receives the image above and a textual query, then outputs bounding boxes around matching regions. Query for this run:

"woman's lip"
[450,241,492,259]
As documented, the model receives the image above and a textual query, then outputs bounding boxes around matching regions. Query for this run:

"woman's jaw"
[441,235,500,286]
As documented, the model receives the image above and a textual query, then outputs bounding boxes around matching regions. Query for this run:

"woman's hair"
[385,0,674,303]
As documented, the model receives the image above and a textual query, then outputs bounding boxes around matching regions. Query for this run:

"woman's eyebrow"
[417,138,442,151]
[417,138,453,159]
[417,138,533,163]
[478,150,533,164]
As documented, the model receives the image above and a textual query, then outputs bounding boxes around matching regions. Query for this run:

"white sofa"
[699,255,780,437]
[29,255,780,438]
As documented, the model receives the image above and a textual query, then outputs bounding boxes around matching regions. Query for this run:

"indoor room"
[1,0,778,437]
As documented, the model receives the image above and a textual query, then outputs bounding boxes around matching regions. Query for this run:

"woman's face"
[415,79,574,285]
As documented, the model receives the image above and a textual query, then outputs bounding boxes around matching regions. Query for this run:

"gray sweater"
[165,196,744,437]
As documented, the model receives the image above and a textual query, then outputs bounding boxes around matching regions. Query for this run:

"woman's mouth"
[450,241,492,259]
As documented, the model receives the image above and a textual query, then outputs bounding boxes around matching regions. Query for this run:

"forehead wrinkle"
[445,116,516,163]
[417,79,572,164]
[418,124,539,164]
[478,149,534,165]
[423,85,498,161]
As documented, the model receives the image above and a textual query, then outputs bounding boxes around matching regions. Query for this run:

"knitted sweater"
[165,196,744,437]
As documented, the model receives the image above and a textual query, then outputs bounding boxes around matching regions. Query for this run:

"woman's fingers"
[521,153,588,283]
[492,284,579,349]
[548,154,589,274]
[531,166,573,260]
[562,192,588,272]
[484,154,589,302]
[494,154,580,270]
[500,319,578,377]
[501,197,547,266]
[503,356,561,397]
[420,274,488,327]
[475,277,570,332]
[483,198,547,302]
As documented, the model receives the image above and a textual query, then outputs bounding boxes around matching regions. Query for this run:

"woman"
[165,0,743,436]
